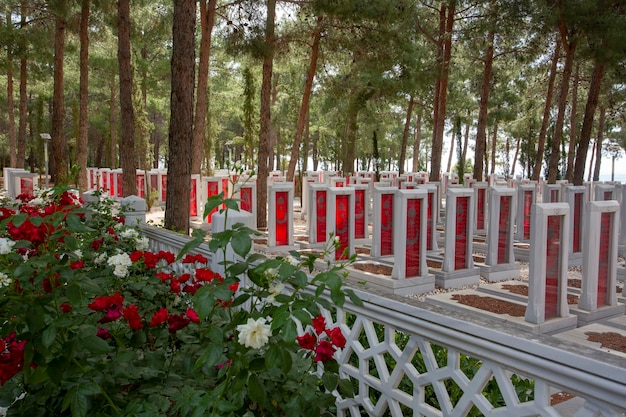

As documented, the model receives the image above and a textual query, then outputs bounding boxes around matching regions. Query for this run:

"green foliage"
[0,185,358,416]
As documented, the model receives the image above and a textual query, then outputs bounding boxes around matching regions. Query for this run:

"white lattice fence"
[140,224,626,417]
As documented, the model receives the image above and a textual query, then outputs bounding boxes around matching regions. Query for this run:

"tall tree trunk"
[165,0,196,232]
[532,36,560,180]
[51,2,67,183]
[109,80,116,168]
[399,95,414,174]
[462,119,469,168]
[430,3,455,182]
[565,62,579,182]
[412,111,422,172]
[446,123,454,173]
[117,0,137,196]
[592,106,605,181]
[511,136,522,177]
[573,60,606,185]
[490,119,498,175]
[587,139,595,182]
[268,76,279,171]
[17,55,27,169]
[473,29,494,182]
[287,15,323,181]
[342,99,359,174]
[192,0,217,175]
[257,0,276,229]
[77,0,89,191]
[547,35,576,183]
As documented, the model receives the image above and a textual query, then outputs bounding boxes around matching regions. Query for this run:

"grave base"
[479,262,521,282]
[570,304,626,327]
[426,289,577,335]
[347,264,435,296]
[431,267,481,289]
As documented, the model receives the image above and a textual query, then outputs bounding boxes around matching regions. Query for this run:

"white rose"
[107,253,133,277]
[135,237,149,251]
[0,272,11,288]
[0,238,16,255]
[120,229,139,240]
[285,255,299,267]
[237,317,271,349]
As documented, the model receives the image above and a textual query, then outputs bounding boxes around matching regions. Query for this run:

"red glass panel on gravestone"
[110,173,115,196]
[455,196,469,270]
[161,175,167,202]
[103,173,108,192]
[150,174,158,191]
[136,175,145,198]
[117,174,123,197]
[550,189,559,203]
[336,181,344,187]
[275,191,289,246]
[221,178,228,197]
[523,191,532,240]
[190,178,197,217]
[20,178,33,196]
[240,187,252,212]
[573,193,582,253]
[354,189,365,239]
[206,181,219,224]
[335,194,350,260]
[604,191,612,201]
[406,199,421,277]
[89,170,95,188]
[316,190,327,243]
[545,215,561,319]
[426,192,434,251]
[497,195,512,264]
[381,193,394,256]
[597,212,611,306]
[476,188,485,230]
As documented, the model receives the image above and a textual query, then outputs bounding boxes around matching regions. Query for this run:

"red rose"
[70,260,85,269]
[123,305,143,331]
[312,314,326,335]
[326,327,346,349]
[185,308,200,323]
[167,314,190,334]
[149,308,169,326]
[296,332,317,350]
[314,340,335,363]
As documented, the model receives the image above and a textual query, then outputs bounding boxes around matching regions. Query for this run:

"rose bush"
[0,186,360,417]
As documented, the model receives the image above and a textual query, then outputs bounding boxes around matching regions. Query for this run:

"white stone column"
[515,183,536,242]
[307,183,329,245]
[267,182,296,251]
[525,203,577,332]
[371,186,396,258]
[349,184,370,243]
[563,185,587,266]
[483,187,520,282]
[473,182,488,234]
[442,188,475,273]
[325,186,355,262]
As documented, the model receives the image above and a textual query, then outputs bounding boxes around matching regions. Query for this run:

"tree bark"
[511,136,522,177]
[592,106,605,181]
[77,0,89,191]
[532,36,560,180]
[573,61,606,185]
[192,0,217,175]
[109,80,116,168]
[547,36,576,183]
[51,2,67,183]
[446,122,454,173]
[287,15,323,182]
[117,0,137,195]
[412,111,422,172]
[430,3,455,182]
[565,62,579,182]
[257,0,276,229]
[165,0,196,232]
[473,29,494,182]
[399,95,414,174]
[17,53,27,169]
[490,119,498,175]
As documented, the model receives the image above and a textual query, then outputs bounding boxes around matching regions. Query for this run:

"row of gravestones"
[80,168,625,334]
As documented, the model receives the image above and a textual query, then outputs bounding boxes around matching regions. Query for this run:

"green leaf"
[41,325,57,349]
[247,374,266,406]
[66,214,90,232]
[81,335,112,354]
[204,193,225,218]
[266,345,292,375]
[26,304,46,334]
[293,270,309,288]
[67,283,83,305]
[223,198,240,211]
[176,237,205,261]
[71,391,88,417]
[322,373,338,391]
[346,289,364,307]
[330,289,346,307]
[270,306,290,330]
[196,343,223,368]
[10,213,28,228]
[227,261,248,277]
[291,309,312,325]
[337,377,355,398]
[282,320,297,342]
[193,286,216,319]
[231,231,252,258]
